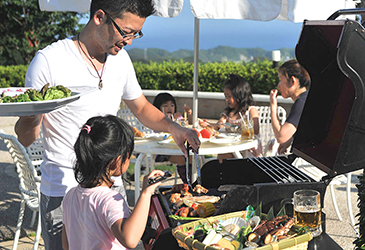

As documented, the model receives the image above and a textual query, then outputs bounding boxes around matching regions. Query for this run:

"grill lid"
[293,15,365,179]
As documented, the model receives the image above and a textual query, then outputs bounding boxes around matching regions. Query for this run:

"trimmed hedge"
[0,60,278,94]
[134,60,278,94]
[0,65,28,88]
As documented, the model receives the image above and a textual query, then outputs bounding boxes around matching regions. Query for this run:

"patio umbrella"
[38,0,356,126]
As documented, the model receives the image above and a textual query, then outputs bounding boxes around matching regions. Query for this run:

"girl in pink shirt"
[62,115,164,250]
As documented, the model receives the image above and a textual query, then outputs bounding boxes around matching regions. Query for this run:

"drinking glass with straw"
[240,112,254,140]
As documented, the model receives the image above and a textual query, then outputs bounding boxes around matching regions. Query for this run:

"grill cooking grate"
[249,157,313,184]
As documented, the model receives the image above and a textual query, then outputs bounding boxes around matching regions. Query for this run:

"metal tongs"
[186,142,201,190]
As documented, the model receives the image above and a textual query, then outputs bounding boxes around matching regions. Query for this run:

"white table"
[131,135,258,204]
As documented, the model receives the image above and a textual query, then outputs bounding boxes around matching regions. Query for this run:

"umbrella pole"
[193,17,200,128]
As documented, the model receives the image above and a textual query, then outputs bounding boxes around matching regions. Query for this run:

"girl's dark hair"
[223,74,255,115]
[73,115,134,188]
[279,59,311,89]
[152,92,177,113]
[90,0,155,20]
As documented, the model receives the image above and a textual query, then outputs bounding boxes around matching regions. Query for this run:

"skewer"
[162,189,173,195]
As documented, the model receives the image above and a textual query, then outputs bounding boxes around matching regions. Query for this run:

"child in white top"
[152,92,193,184]
[199,74,262,159]
[62,115,164,250]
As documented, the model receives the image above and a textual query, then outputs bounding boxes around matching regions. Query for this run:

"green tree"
[0,0,86,65]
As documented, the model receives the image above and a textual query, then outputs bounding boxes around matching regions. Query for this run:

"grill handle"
[327,7,365,20]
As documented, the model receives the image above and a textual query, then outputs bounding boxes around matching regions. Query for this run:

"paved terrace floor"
[0,116,361,250]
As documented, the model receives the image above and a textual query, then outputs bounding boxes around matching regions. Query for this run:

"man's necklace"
[77,34,106,90]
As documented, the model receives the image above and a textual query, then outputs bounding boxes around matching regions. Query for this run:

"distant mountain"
[126,46,295,63]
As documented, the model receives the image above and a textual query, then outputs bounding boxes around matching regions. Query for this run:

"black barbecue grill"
[200,155,327,215]
[145,8,365,250]
[200,8,365,215]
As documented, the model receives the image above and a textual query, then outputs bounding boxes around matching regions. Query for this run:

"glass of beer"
[293,189,322,237]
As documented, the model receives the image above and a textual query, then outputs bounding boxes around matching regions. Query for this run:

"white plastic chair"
[117,108,154,136]
[117,108,179,184]
[24,129,44,228]
[257,106,286,156]
[0,130,42,250]
[25,129,44,175]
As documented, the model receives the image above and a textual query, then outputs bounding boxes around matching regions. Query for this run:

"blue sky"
[128,1,304,52]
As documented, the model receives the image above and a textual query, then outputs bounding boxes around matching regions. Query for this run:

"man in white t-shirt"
[15,0,200,249]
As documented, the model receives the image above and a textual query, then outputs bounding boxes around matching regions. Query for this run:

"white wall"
[143,90,293,119]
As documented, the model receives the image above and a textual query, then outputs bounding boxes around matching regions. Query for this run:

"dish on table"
[135,133,167,140]
[157,138,176,144]
[199,138,211,143]
[216,133,239,139]
[134,136,148,140]
[209,136,241,144]
[158,137,211,145]
[145,133,167,139]
[0,86,97,116]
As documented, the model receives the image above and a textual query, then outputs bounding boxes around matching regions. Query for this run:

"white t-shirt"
[25,38,143,196]
[62,185,130,250]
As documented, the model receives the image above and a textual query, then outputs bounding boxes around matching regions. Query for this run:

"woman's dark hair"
[73,115,134,188]
[90,0,155,20]
[152,92,177,113]
[279,59,311,89]
[223,74,255,115]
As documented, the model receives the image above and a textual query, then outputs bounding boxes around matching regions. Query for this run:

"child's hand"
[198,118,208,128]
[183,105,192,115]
[174,112,183,119]
[142,170,165,195]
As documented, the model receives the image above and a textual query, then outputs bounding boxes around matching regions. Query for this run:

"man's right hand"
[15,114,44,147]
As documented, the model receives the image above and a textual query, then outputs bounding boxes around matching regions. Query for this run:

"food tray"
[0,86,97,116]
[172,211,312,250]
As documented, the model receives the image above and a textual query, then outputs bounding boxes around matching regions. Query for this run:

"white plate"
[199,138,211,143]
[209,136,241,144]
[0,86,97,116]
[135,133,167,140]
[144,133,166,139]
[134,136,148,140]
[158,137,211,144]
[157,138,176,144]
[216,133,239,139]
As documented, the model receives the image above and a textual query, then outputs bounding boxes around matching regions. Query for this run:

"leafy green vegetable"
[292,225,310,235]
[0,84,72,103]
[44,87,66,100]
[276,205,287,217]
[1,96,13,103]
[25,89,43,101]
[267,207,275,221]
[40,83,50,98]
[56,85,71,97]
[253,202,262,218]
[235,224,252,245]
[13,94,31,102]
